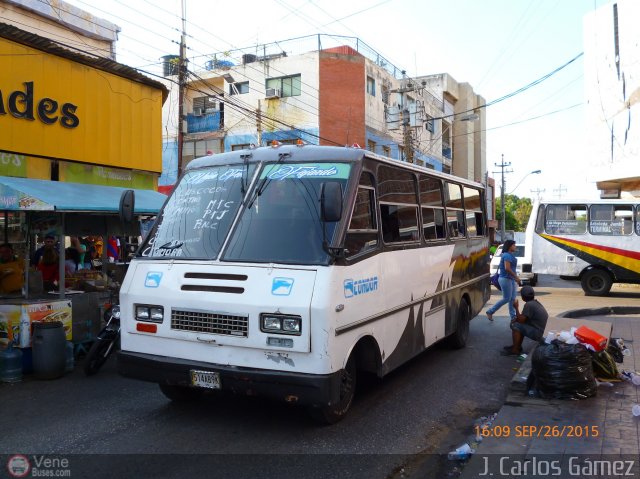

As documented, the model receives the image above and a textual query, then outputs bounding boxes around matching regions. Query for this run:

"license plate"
[190,370,221,389]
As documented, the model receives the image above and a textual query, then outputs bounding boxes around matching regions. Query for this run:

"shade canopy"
[0,176,167,214]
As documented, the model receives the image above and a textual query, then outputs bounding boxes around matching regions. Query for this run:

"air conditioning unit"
[193,107,203,116]
[265,88,281,99]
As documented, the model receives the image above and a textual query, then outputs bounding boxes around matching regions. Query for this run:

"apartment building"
[160,35,486,190]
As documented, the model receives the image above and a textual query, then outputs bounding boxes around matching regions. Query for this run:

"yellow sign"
[0,37,164,173]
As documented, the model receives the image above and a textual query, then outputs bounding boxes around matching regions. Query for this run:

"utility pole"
[176,0,187,176]
[256,100,262,145]
[553,184,567,199]
[530,188,545,200]
[390,70,424,164]
[494,154,512,242]
[402,108,413,163]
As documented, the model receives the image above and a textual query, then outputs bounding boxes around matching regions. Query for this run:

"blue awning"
[0,176,167,214]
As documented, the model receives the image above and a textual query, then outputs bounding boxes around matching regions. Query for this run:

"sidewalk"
[458,308,640,478]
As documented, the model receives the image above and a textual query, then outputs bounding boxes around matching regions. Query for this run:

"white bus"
[117,144,490,423]
[526,199,640,296]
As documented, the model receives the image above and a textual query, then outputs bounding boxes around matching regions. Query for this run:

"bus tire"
[159,383,204,402]
[447,298,470,349]
[581,269,612,296]
[308,357,356,425]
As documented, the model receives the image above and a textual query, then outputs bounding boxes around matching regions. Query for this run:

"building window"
[193,96,219,114]
[442,121,452,160]
[229,82,249,95]
[367,140,376,153]
[231,143,252,151]
[266,74,301,97]
[381,85,389,104]
[425,115,435,133]
[382,145,391,157]
[366,76,376,97]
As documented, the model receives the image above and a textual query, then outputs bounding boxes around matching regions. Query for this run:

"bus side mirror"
[320,182,343,222]
[119,189,135,224]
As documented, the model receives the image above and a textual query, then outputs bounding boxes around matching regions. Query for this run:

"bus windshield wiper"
[158,241,183,250]
[246,152,291,209]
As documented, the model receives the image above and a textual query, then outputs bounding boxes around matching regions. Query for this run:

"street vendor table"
[0,292,104,351]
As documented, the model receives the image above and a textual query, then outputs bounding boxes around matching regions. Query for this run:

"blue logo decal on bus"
[272,277,294,296]
[145,272,163,288]
[344,277,378,298]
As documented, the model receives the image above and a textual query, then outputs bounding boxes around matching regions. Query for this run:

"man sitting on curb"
[501,285,549,356]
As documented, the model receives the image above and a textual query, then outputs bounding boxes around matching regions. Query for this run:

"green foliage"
[496,195,533,232]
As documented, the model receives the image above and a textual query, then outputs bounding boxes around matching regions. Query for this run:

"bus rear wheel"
[447,298,470,349]
[581,269,612,296]
[308,357,356,425]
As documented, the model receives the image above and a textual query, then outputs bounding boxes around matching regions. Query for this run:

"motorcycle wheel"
[83,339,114,376]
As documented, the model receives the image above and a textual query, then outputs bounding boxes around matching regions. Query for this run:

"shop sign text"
[0,81,79,128]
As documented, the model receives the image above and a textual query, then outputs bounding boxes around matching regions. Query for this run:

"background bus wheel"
[581,269,612,296]
[159,384,204,402]
[309,357,356,425]
[447,298,470,349]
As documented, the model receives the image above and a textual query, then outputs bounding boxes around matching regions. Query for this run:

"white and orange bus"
[526,199,640,296]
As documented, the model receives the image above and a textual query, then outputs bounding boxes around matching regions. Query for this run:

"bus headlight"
[260,314,302,335]
[135,305,164,323]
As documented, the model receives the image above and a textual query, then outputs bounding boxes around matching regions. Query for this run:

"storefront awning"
[0,176,167,214]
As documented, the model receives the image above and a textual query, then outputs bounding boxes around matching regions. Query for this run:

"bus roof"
[536,198,640,205]
[186,144,485,189]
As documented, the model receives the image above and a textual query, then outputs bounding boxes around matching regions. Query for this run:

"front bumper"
[117,351,342,407]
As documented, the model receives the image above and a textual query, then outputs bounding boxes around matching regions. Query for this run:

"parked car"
[490,243,537,286]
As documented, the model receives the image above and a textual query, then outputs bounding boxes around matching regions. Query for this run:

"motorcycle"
[83,303,120,375]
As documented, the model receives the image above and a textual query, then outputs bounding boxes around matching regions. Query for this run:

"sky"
[61,0,613,200]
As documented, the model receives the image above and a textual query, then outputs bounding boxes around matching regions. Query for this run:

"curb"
[558,306,640,318]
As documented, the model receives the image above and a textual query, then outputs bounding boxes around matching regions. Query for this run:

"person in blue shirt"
[486,239,522,321]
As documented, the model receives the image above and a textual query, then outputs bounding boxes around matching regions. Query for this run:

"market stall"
[0,176,166,352]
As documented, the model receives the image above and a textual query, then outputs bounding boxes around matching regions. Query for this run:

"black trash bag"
[606,338,625,364]
[531,341,597,400]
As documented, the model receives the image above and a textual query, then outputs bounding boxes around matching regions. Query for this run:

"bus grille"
[171,310,248,337]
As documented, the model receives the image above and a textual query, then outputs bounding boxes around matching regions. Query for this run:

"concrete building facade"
[159,35,486,191]
[584,0,640,198]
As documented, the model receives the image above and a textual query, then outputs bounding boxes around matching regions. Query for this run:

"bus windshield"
[140,164,254,259]
[141,161,351,264]
[223,162,351,265]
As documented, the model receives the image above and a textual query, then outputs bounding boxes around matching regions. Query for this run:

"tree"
[496,195,534,232]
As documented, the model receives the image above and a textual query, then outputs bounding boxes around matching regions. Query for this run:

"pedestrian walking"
[486,239,521,321]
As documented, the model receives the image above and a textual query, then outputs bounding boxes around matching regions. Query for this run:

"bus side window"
[463,186,484,236]
[378,165,419,244]
[419,176,446,241]
[345,174,378,258]
[445,182,465,239]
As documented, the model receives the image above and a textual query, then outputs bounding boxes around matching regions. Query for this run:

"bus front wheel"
[581,269,612,296]
[309,357,356,425]
[447,298,470,349]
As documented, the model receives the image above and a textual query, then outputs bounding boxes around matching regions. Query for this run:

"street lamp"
[499,169,541,242]
[508,170,542,195]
